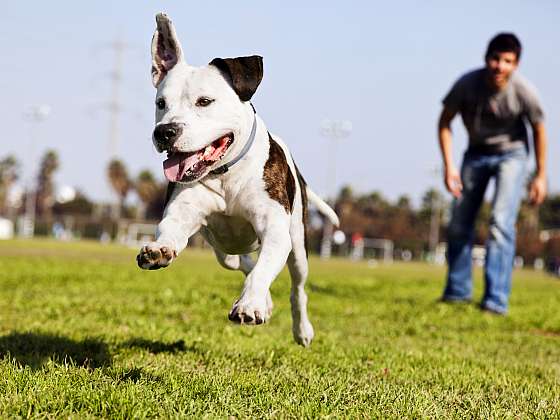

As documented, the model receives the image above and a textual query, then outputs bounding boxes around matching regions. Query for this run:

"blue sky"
[3,1,559,205]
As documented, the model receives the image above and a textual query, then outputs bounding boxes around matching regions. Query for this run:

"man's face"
[485,51,518,89]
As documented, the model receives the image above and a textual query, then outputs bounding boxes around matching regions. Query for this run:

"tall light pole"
[21,104,51,238]
[319,119,352,259]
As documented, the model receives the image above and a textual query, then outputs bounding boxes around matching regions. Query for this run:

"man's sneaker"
[438,296,471,304]
[479,304,506,315]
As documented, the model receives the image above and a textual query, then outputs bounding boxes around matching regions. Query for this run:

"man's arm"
[438,106,462,198]
[528,121,547,205]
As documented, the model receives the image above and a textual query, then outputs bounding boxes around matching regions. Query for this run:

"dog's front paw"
[228,291,273,325]
[137,243,176,270]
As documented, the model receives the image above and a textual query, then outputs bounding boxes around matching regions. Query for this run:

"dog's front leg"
[137,197,205,270]
[229,212,291,324]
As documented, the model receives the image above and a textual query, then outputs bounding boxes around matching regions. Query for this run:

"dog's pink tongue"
[163,153,200,182]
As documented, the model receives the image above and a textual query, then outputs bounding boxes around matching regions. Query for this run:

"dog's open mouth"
[163,134,233,182]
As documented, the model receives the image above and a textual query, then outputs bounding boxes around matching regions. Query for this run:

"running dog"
[137,13,339,346]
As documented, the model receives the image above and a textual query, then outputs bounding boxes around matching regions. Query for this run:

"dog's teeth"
[202,145,213,159]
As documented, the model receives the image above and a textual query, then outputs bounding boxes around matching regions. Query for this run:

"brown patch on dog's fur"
[263,135,295,213]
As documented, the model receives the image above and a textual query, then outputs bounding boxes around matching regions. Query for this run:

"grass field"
[0,239,559,418]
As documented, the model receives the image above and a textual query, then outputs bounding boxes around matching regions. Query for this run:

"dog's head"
[150,13,263,184]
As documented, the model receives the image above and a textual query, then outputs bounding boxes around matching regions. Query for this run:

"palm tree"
[0,155,19,216]
[539,194,560,230]
[107,159,131,220]
[36,150,59,218]
[135,170,159,220]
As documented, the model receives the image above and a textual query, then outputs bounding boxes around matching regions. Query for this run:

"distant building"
[0,217,14,239]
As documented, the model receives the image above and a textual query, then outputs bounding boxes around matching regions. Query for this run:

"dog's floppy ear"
[209,56,263,102]
[151,13,184,87]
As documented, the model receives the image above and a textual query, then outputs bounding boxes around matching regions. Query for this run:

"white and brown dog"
[137,13,339,346]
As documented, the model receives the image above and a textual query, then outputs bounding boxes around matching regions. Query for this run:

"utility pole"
[100,36,131,222]
[429,191,440,255]
[428,165,443,262]
[21,105,51,238]
[107,36,127,159]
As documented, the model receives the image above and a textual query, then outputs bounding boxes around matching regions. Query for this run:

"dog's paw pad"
[137,244,176,270]
[228,297,270,325]
[254,311,264,325]
[148,248,161,260]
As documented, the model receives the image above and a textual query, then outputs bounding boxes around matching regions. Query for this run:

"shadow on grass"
[108,366,163,384]
[121,338,188,354]
[0,332,111,369]
[308,282,338,296]
[0,333,196,372]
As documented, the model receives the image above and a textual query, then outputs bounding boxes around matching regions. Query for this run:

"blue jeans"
[443,148,528,313]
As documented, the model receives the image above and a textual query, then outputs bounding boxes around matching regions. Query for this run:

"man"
[438,33,547,314]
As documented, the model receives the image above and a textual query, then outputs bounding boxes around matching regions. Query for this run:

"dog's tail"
[306,187,340,227]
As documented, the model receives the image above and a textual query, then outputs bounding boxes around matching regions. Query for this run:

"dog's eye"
[196,97,214,107]
[156,98,166,110]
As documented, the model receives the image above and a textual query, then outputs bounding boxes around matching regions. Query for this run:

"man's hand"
[529,122,547,206]
[528,175,547,206]
[444,166,463,198]
[438,106,461,198]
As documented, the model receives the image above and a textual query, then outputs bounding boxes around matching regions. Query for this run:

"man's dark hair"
[485,33,522,61]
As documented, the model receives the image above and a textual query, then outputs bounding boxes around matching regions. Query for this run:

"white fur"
[138,13,337,346]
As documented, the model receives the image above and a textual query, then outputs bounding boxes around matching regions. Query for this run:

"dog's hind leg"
[287,228,314,347]
[213,249,255,275]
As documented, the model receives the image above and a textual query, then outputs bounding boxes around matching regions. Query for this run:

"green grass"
[0,239,559,418]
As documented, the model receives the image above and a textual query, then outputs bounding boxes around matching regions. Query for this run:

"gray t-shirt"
[443,68,544,153]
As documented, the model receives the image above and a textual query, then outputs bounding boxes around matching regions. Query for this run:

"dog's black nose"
[153,123,183,148]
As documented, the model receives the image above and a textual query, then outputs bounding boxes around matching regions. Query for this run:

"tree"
[420,189,444,213]
[337,185,354,202]
[107,159,131,220]
[52,190,93,216]
[540,194,560,230]
[36,150,59,218]
[396,195,412,210]
[135,169,160,220]
[0,155,19,216]
[356,191,389,218]
[145,183,169,221]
